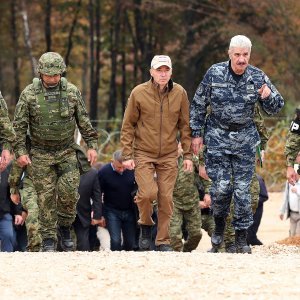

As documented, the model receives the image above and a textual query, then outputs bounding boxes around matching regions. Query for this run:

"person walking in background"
[13,52,98,252]
[170,142,202,252]
[280,164,300,237]
[73,167,103,251]
[121,55,193,251]
[0,92,16,171]
[285,107,300,186]
[98,150,136,251]
[247,174,269,245]
[190,35,284,254]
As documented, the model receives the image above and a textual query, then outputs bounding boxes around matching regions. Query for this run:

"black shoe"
[57,226,74,252]
[211,217,225,249]
[156,244,173,252]
[225,242,237,253]
[42,239,56,252]
[139,225,152,251]
[207,246,219,253]
[247,237,263,246]
[235,230,251,254]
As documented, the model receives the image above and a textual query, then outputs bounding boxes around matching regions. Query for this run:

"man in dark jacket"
[73,168,103,251]
[0,162,23,252]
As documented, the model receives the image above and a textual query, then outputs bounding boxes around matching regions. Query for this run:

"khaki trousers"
[134,153,178,246]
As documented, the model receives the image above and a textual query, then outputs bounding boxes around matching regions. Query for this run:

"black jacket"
[76,168,102,228]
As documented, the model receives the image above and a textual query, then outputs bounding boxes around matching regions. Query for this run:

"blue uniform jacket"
[190,61,284,154]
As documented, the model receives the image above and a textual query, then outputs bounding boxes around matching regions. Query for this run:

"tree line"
[0,0,299,126]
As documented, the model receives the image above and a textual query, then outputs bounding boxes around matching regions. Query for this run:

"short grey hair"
[112,150,123,162]
[229,35,252,50]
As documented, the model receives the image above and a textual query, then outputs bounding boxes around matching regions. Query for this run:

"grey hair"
[112,150,123,162]
[229,35,252,50]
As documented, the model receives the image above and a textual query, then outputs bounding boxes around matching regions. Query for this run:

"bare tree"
[89,0,101,126]
[20,0,37,77]
[10,0,20,102]
[65,0,82,67]
[107,0,121,120]
[45,0,52,52]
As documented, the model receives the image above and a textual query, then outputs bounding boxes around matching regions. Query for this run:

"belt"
[210,116,252,132]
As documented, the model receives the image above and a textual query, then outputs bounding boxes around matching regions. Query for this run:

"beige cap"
[151,55,172,69]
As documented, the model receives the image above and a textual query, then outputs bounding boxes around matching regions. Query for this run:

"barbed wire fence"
[78,116,293,193]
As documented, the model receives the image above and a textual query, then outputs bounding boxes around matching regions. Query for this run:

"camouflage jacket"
[13,79,98,158]
[285,106,300,167]
[173,155,199,210]
[0,91,16,150]
[190,61,284,153]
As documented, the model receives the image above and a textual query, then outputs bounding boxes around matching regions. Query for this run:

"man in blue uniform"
[190,35,284,253]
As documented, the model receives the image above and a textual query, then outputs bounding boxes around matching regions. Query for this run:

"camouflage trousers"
[201,213,215,237]
[170,205,202,252]
[31,147,80,241]
[224,172,260,248]
[206,148,255,230]
[20,176,42,251]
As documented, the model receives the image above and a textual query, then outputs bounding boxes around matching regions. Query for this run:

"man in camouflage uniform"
[0,91,16,171]
[285,106,300,185]
[13,52,98,252]
[170,142,202,252]
[190,35,284,253]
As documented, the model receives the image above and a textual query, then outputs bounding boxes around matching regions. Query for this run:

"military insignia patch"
[290,119,300,135]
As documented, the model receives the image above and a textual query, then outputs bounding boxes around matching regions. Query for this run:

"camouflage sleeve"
[0,91,16,151]
[253,103,270,150]
[284,131,300,167]
[74,89,98,150]
[190,68,212,138]
[12,90,29,158]
[8,159,24,194]
[259,74,284,115]
[178,89,192,160]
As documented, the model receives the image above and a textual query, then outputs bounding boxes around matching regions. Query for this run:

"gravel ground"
[1,192,299,300]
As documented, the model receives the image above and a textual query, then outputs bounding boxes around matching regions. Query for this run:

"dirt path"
[1,192,299,300]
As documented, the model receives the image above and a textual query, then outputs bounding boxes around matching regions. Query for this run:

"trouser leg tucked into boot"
[57,226,74,252]
[42,238,56,252]
[235,229,251,254]
[211,217,225,251]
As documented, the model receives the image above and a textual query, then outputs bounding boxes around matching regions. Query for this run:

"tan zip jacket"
[121,79,192,160]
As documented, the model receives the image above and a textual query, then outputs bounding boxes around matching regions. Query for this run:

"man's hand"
[258,84,271,99]
[11,193,21,205]
[191,137,203,155]
[199,165,209,180]
[14,214,26,226]
[183,159,193,172]
[279,214,284,221]
[98,217,106,227]
[87,149,98,166]
[91,218,102,226]
[203,194,211,207]
[17,155,31,168]
[123,159,135,170]
[287,166,297,185]
[0,150,11,172]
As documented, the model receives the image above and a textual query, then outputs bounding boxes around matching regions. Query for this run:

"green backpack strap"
[59,77,69,117]
[32,78,44,103]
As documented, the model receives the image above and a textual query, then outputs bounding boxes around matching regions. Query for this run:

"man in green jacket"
[13,52,98,251]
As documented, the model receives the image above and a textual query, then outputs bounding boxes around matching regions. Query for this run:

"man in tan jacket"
[121,55,192,251]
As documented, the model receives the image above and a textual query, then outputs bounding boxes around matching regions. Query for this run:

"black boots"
[235,230,251,254]
[211,217,225,250]
[42,239,56,252]
[139,225,152,251]
[57,226,74,252]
